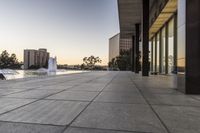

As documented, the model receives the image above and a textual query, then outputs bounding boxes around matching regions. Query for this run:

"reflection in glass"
[153,37,156,72]
[156,33,160,73]
[168,18,174,74]
[149,41,152,71]
[161,27,166,74]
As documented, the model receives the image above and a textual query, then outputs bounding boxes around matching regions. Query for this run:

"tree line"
[108,50,135,71]
[0,50,21,69]
[81,55,103,70]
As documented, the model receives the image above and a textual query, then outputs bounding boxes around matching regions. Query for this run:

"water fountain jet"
[48,57,57,72]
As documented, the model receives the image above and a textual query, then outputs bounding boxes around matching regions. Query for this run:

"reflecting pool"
[0,69,87,80]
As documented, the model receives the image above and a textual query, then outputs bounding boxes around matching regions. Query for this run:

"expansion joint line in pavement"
[60,72,119,133]
[1,72,108,97]
[69,126,153,133]
[128,73,171,133]
[0,72,111,120]
[0,76,84,97]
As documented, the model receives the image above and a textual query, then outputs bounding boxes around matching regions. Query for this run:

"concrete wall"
[109,34,120,62]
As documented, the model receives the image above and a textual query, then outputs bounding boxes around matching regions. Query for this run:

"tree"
[10,54,18,64]
[108,50,131,71]
[108,58,118,70]
[0,50,10,68]
[0,50,20,69]
[80,63,86,70]
[83,55,102,70]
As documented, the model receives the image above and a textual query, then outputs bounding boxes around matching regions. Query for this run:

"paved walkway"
[0,71,200,133]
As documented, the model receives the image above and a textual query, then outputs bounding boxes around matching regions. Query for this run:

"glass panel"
[153,37,156,72]
[156,33,160,73]
[149,41,152,71]
[161,27,166,74]
[168,18,174,74]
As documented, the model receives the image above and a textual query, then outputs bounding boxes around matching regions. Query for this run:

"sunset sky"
[0,0,119,65]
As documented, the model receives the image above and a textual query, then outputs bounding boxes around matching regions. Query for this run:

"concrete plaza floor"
[0,71,200,133]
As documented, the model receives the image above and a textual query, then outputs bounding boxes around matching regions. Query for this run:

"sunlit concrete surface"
[0,71,200,133]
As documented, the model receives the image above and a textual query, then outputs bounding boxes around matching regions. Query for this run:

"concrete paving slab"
[94,92,146,104]
[0,100,88,125]
[103,84,139,93]
[0,122,65,133]
[64,127,139,133]
[191,95,200,101]
[4,89,63,99]
[90,78,112,84]
[36,85,72,90]
[134,79,175,90]
[0,98,35,114]
[10,84,44,89]
[139,87,182,94]
[1,71,199,133]
[68,83,106,92]
[0,85,37,90]
[46,91,99,101]
[144,94,200,106]
[71,102,167,133]
[111,80,133,84]
[153,105,200,133]
[0,89,26,96]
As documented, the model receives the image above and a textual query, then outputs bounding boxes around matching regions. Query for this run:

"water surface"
[2,69,86,80]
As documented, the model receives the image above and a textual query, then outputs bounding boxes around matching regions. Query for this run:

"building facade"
[24,48,49,69]
[109,33,120,62]
[109,33,133,61]
[119,36,132,51]
[118,0,200,94]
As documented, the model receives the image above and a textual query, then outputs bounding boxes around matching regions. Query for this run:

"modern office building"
[119,35,132,51]
[24,48,49,69]
[118,0,200,94]
[109,32,133,62]
[109,33,120,62]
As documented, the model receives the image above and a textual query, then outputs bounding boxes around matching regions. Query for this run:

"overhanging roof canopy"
[149,0,177,38]
[118,0,177,40]
[118,0,142,38]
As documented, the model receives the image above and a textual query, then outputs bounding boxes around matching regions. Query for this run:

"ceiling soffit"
[118,0,142,38]
[149,0,177,39]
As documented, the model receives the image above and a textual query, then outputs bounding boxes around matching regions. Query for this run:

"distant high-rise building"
[109,33,132,62]
[109,33,120,62]
[119,37,132,51]
[24,48,49,69]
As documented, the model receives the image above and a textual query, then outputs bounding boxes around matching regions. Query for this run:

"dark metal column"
[131,35,135,72]
[185,0,200,94]
[135,24,140,73]
[174,13,177,74]
[142,0,149,76]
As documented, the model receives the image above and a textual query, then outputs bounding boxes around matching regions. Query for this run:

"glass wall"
[161,27,166,74]
[150,16,177,75]
[152,37,156,72]
[149,41,152,71]
[156,33,160,72]
[168,18,175,74]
